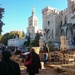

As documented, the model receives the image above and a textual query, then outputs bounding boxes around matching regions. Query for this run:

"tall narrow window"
[61,21,62,26]
[64,16,67,24]
[52,29,53,39]
[48,21,50,25]
[44,33,45,36]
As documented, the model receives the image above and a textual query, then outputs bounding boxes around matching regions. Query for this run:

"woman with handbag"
[24,48,41,75]
[24,53,32,67]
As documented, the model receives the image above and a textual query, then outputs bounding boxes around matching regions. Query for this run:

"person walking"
[43,43,49,65]
[0,50,21,75]
[25,48,41,75]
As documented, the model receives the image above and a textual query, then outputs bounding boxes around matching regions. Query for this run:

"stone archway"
[66,27,71,44]
[66,27,71,39]
[71,24,75,44]
[61,29,64,36]
[72,24,75,37]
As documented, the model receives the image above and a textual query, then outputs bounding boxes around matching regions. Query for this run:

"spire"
[32,7,35,16]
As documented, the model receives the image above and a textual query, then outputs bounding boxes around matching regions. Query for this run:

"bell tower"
[27,7,38,40]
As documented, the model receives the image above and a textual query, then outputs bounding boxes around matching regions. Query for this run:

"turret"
[67,0,75,13]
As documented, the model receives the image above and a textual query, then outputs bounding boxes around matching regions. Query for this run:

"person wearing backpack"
[0,50,21,75]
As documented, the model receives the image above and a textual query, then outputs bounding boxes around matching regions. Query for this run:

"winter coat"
[0,59,21,75]
[26,52,41,74]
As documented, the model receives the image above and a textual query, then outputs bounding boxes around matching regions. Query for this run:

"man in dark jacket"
[26,48,41,75]
[0,50,21,75]
[43,43,49,64]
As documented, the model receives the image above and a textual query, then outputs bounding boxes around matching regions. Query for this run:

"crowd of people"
[0,43,49,75]
[0,48,42,75]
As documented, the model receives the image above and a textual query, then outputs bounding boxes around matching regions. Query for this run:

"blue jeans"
[44,53,48,64]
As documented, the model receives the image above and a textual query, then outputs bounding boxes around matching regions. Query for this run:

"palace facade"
[42,0,75,44]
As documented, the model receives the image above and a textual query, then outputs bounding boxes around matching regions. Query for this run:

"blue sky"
[0,0,67,35]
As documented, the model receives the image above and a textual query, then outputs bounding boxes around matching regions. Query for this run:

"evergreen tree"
[34,32,40,46]
[22,31,25,39]
[0,6,4,34]
[28,33,30,46]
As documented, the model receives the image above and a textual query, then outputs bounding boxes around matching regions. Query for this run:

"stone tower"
[27,7,38,41]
